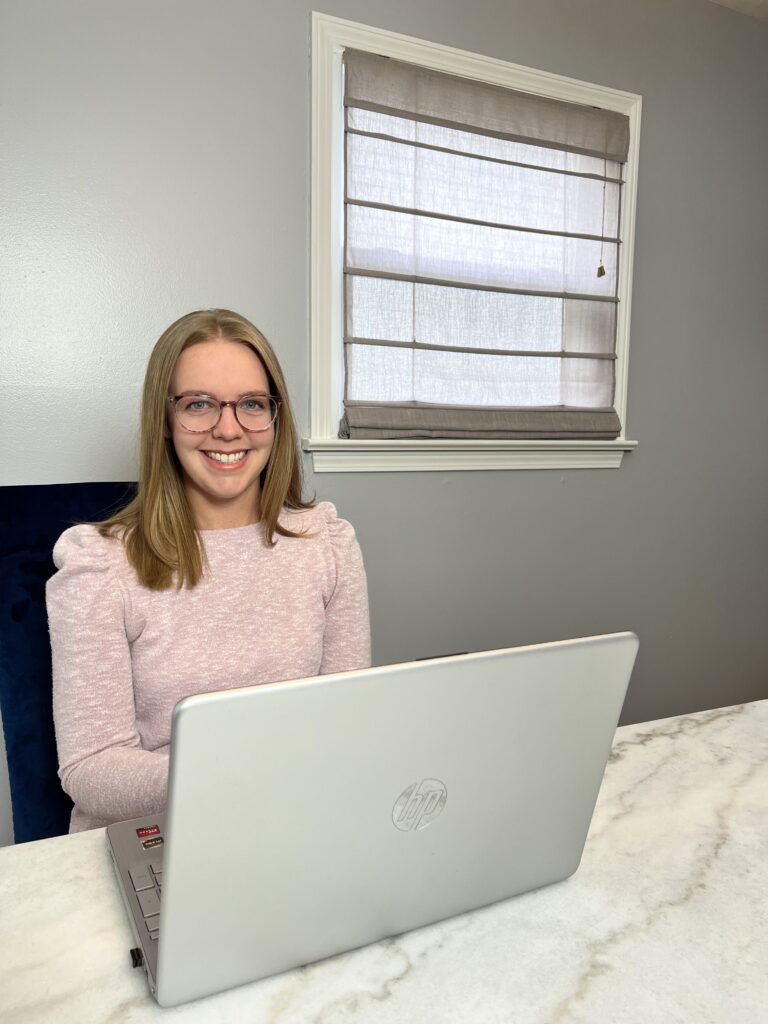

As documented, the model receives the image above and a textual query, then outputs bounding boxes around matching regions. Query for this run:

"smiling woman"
[167,339,278,530]
[45,310,371,833]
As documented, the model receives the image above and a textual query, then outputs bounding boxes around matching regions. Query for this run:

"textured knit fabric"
[46,502,370,832]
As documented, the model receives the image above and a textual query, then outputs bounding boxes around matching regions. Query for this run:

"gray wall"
[0,728,12,847]
[2,0,767,807]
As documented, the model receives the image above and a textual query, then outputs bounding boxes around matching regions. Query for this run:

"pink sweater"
[46,502,370,832]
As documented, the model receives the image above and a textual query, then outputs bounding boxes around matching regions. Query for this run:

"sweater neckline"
[198,521,264,539]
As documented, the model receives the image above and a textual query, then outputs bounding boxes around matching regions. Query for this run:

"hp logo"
[392,779,447,832]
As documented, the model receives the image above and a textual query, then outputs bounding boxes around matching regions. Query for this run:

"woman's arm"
[319,510,372,675]
[47,526,168,825]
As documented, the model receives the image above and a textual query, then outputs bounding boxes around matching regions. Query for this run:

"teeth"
[206,451,246,464]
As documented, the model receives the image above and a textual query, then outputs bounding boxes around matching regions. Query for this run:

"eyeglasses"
[168,392,280,433]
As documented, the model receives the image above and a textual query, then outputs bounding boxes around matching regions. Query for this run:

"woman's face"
[168,338,275,529]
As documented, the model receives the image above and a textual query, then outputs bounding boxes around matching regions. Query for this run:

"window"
[307,14,641,471]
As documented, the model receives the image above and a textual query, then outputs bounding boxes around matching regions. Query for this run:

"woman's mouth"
[202,450,249,468]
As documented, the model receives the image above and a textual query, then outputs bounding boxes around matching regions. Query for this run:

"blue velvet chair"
[0,483,134,843]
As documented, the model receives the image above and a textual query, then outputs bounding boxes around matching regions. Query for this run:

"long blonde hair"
[97,309,313,590]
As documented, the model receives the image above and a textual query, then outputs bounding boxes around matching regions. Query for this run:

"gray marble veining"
[1,700,766,1023]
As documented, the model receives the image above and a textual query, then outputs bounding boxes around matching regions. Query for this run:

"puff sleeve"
[317,504,371,675]
[47,526,168,830]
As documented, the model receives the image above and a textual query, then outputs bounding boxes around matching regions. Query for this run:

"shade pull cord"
[597,158,607,278]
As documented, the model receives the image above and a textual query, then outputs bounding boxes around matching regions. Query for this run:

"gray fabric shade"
[341,403,622,440]
[341,49,628,442]
[344,50,630,162]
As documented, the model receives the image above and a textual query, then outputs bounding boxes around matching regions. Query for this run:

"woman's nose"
[212,403,242,438]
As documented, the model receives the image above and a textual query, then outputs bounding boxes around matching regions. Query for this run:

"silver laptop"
[107,631,638,1007]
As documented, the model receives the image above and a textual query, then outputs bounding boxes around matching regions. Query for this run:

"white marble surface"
[1,700,767,1023]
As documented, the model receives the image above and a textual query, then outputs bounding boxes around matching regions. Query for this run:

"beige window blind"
[341,50,631,440]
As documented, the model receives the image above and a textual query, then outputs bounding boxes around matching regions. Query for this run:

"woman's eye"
[185,398,213,413]
[241,397,266,412]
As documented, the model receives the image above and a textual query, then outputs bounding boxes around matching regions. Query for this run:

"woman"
[47,309,370,832]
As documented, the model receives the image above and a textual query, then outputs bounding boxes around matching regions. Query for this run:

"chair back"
[0,483,134,842]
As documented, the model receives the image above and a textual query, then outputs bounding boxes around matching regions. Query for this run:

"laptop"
[107,631,638,1007]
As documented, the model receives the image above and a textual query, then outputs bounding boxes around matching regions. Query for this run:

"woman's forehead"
[171,339,268,391]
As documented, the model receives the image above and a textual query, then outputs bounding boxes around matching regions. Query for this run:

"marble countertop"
[1,700,767,1023]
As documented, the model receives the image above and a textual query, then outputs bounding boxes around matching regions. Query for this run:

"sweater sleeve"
[317,505,371,675]
[47,526,168,827]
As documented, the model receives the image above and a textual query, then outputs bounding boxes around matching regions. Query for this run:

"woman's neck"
[184,486,262,531]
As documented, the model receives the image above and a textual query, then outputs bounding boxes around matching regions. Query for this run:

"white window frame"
[305,12,641,472]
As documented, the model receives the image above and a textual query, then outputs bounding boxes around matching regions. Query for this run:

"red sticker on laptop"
[136,825,160,838]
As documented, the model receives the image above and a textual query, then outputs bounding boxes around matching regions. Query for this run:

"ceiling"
[707,0,768,21]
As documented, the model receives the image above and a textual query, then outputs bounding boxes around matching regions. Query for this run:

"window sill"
[302,438,638,472]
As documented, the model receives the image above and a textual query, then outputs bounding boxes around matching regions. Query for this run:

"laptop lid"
[145,631,636,1006]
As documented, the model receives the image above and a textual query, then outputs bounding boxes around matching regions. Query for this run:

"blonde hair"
[97,309,313,590]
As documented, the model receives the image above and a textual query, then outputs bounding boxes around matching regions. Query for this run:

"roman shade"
[341,50,631,440]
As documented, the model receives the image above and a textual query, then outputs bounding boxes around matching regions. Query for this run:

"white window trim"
[306,11,641,472]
